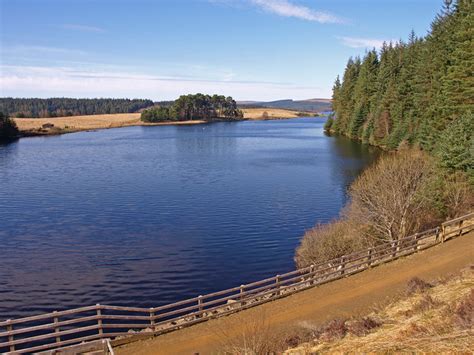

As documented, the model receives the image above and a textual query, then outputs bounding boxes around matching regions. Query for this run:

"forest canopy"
[329,0,473,176]
[0,98,154,118]
[141,94,243,122]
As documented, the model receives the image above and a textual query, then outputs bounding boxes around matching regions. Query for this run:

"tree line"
[0,98,154,118]
[141,94,243,122]
[296,0,473,269]
[327,0,472,177]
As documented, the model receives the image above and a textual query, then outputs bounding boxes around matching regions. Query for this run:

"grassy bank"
[287,266,473,353]
[13,108,309,137]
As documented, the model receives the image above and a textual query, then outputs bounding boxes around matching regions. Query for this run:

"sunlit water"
[0,118,379,320]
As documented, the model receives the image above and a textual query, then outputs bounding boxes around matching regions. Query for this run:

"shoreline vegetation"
[1,94,323,139]
[297,0,473,269]
[325,0,472,157]
[11,108,316,138]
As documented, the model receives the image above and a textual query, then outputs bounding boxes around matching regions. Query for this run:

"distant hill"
[238,98,332,113]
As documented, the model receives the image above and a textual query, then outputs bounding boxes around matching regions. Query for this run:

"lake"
[0,118,379,320]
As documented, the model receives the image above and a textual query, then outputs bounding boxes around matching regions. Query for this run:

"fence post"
[435,226,440,243]
[239,285,245,306]
[276,275,281,296]
[340,256,346,276]
[413,233,419,251]
[150,308,155,328]
[53,311,61,343]
[309,264,315,285]
[6,321,14,352]
[391,241,397,258]
[198,295,203,312]
[441,225,446,243]
[458,220,463,236]
[367,248,373,267]
[96,304,103,337]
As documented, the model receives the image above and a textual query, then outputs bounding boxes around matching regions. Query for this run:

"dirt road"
[117,232,473,355]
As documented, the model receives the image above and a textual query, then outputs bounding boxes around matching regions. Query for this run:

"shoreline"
[18,119,209,138]
[14,110,319,138]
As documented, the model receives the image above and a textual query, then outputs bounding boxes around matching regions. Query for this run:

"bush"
[0,112,19,140]
[324,117,334,132]
[295,149,473,271]
[295,219,367,268]
[347,317,381,336]
[454,289,474,329]
[406,277,433,295]
[317,318,348,341]
[349,150,435,242]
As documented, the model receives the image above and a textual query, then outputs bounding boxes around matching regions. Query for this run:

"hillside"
[287,266,473,353]
[239,98,332,113]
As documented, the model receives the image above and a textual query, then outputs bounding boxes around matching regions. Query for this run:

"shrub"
[0,112,19,140]
[317,318,348,341]
[410,294,442,314]
[453,289,474,329]
[442,172,474,218]
[324,117,334,132]
[295,219,367,268]
[349,150,435,242]
[347,317,381,336]
[406,277,433,295]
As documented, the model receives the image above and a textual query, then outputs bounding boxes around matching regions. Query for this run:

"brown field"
[14,113,205,136]
[242,108,311,119]
[14,108,309,136]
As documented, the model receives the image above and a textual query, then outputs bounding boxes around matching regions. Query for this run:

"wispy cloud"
[0,65,330,100]
[249,0,344,24]
[1,45,88,56]
[61,24,105,33]
[337,36,390,49]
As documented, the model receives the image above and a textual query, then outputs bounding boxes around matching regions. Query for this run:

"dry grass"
[286,266,474,353]
[14,114,206,135]
[14,109,309,136]
[241,108,310,119]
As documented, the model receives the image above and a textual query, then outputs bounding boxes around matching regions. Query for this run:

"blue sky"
[0,0,442,101]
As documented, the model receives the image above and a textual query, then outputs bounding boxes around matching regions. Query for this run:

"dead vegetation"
[295,150,474,268]
[217,310,313,354]
[285,266,474,353]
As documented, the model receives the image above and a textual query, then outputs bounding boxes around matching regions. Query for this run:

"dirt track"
[117,232,474,355]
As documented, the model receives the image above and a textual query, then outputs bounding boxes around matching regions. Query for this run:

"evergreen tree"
[331,0,473,158]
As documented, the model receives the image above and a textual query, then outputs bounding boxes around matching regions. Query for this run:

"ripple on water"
[0,118,379,319]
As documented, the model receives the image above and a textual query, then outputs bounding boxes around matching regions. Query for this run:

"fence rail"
[1,212,473,354]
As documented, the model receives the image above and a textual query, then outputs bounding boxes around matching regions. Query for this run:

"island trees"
[141,94,243,122]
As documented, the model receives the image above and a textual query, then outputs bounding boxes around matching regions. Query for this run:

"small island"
[141,94,243,123]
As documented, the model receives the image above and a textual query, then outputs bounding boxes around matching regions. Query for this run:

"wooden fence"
[1,212,473,354]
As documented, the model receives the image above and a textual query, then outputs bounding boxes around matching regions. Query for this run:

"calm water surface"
[0,118,378,320]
